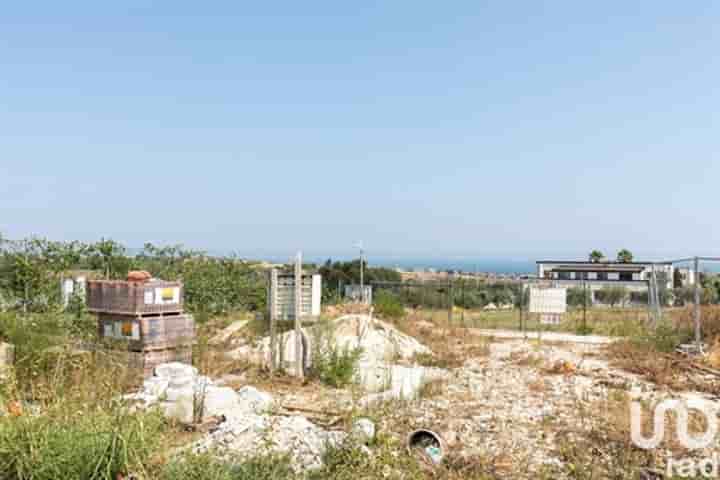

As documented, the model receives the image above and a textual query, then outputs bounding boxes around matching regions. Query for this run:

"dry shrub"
[402,319,491,369]
[509,351,543,368]
[418,379,446,399]
[540,360,577,376]
[672,305,720,340]
[527,378,548,393]
[440,451,517,480]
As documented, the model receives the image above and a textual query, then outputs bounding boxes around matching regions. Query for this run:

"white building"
[536,260,673,304]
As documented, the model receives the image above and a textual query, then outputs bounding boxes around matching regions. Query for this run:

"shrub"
[633,321,691,353]
[312,344,363,388]
[160,452,296,480]
[309,434,422,480]
[595,286,628,307]
[373,291,404,320]
[0,408,166,480]
[567,287,591,308]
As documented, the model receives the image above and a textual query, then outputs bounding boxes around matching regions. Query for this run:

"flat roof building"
[535,260,673,305]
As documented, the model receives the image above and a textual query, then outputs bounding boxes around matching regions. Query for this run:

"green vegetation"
[318,259,401,303]
[160,452,296,480]
[0,236,266,318]
[0,407,166,480]
[566,287,591,308]
[588,250,604,263]
[595,286,628,307]
[373,290,404,320]
[309,435,422,480]
[309,321,363,388]
[616,248,633,263]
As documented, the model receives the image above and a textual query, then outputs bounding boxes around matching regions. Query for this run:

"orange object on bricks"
[127,271,152,282]
[7,401,22,417]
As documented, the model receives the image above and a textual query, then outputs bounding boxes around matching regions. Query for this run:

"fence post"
[294,253,304,379]
[269,269,278,374]
[694,256,702,348]
[448,280,453,326]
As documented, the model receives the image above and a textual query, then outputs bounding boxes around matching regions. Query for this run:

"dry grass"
[397,318,491,369]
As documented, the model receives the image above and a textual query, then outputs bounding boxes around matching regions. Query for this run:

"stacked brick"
[87,275,195,377]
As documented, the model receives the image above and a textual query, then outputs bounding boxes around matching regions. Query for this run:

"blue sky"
[2,2,719,261]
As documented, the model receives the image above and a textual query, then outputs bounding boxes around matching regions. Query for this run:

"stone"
[0,342,14,367]
[154,362,198,380]
[193,412,347,471]
[202,386,241,419]
[142,377,170,398]
[236,386,274,414]
[161,394,195,424]
[210,320,250,345]
[357,363,448,405]
[351,418,375,444]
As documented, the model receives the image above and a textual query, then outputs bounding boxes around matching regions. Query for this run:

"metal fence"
[371,258,720,346]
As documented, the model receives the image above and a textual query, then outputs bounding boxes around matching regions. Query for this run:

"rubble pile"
[224,314,443,401]
[369,340,669,475]
[193,413,346,471]
[226,314,431,370]
[125,362,347,470]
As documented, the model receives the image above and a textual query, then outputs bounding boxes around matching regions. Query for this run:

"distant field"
[401,306,699,337]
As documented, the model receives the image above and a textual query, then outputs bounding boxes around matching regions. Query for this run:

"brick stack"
[87,274,195,377]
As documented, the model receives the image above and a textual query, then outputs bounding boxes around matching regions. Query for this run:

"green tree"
[589,250,605,263]
[596,286,628,307]
[616,249,634,263]
[567,287,591,308]
[89,238,129,279]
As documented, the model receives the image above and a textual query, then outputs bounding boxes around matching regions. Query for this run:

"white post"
[294,252,304,379]
[694,257,702,348]
[269,269,278,373]
[359,244,364,304]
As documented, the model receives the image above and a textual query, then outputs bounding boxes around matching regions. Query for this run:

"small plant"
[373,291,404,321]
[0,407,166,480]
[312,344,363,388]
[160,451,297,480]
[575,324,594,336]
[418,379,445,399]
[310,434,422,480]
[308,320,363,388]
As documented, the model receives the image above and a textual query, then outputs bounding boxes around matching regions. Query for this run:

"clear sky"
[2,2,719,261]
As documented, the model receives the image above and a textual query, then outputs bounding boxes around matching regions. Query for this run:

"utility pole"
[582,277,587,333]
[354,241,364,304]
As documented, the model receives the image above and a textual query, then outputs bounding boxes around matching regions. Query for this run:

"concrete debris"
[126,363,343,471]
[236,386,274,414]
[350,418,375,444]
[210,320,250,345]
[0,342,14,379]
[192,410,346,471]
[154,362,198,380]
[330,315,431,363]
[226,314,431,376]
[358,363,448,406]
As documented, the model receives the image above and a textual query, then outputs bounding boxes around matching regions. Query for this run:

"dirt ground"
[201,315,720,479]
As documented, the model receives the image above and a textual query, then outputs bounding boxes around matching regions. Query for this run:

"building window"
[619,272,633,281]
[558,271,571,280]
[597,272,608,281]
